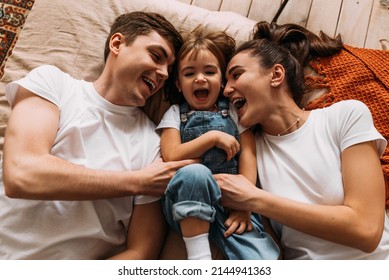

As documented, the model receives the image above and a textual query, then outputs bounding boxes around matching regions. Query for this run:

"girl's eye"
[183,72,194,77]
[205,71,216,75]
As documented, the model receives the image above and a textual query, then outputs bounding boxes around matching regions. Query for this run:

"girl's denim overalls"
[180,97,239,174]
[162,98,280,260]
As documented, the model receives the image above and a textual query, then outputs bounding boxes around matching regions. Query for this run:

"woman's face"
[176,49,222,111]
[224,51,274,127]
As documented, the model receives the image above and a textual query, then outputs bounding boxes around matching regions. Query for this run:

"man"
[0,12,193,259]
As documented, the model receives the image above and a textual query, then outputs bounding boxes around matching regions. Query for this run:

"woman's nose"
[223,83,233,97]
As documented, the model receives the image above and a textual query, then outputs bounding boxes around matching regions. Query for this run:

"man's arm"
[108,201,167,259]
[3,87,195,200]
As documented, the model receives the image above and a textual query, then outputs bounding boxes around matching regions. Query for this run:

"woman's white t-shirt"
[257,100,389,259]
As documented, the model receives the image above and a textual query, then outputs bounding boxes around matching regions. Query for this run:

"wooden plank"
[220,0,252,17]
[336,0,373,47]
[191,0,222,11]
[277,0,312,26]
[306,0,342,38]
[365,0,389,49]
[248,0,281,23]
[175,0,193,4]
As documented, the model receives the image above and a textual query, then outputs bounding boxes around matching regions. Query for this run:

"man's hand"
[134,158,199,196]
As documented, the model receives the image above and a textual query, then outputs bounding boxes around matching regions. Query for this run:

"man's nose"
[157,64,169,80]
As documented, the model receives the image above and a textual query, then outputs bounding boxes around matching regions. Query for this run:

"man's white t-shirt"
[0,65,160,259]
[257,100,389,259]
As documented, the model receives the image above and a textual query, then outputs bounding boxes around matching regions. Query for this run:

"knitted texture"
[305,45,389,209]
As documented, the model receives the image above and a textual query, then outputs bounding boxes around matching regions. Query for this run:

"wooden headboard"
[180,0,389,50]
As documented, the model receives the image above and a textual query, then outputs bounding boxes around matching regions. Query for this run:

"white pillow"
[0,0,256,148]
[0,0,256,84]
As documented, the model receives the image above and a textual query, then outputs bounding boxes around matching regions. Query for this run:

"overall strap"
[179,102,190,123]
[217,97,230,118]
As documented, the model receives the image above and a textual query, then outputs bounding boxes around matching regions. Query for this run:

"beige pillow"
[0,0,256,152]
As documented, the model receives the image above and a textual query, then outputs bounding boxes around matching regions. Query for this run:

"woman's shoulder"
[324,100,371,118]
[328,99,367,110]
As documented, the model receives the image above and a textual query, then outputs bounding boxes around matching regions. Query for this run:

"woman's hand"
[214,174,257,211]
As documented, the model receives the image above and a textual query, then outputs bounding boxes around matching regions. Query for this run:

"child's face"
[176,49,223,111]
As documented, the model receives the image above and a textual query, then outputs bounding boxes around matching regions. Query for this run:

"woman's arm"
[160,127,240,162]
[3,87,195,200]
[216,140,386,252]
[223,129,257,237]
[237,129,257,184]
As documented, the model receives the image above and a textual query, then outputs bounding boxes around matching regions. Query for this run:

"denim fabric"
[162,164,280,260]
[179,97,239,174]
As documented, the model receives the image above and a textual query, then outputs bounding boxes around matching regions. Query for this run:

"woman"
[215,22,389,259]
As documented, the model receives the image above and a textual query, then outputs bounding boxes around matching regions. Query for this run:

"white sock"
[183,233,212,260]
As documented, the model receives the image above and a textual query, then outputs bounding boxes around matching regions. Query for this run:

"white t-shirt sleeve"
[155,104,181,132]
[336,100,387,156]
[229,104,248,134]
[5,65,68,108]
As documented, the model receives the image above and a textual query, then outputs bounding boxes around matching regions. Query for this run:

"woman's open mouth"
[232,98,246,111]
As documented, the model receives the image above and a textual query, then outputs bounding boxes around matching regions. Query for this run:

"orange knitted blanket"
[305,45,389,209]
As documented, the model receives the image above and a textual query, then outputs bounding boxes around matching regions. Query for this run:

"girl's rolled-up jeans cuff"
[172,201,216,222]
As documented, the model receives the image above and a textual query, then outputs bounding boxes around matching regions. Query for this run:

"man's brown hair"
[104,11,182,62]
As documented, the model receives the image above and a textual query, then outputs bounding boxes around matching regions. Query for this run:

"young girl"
[156,25,279,260]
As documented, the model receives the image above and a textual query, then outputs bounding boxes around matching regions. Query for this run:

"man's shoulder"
[33,64,62,73]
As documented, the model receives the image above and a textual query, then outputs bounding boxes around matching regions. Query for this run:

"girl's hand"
[208,131,240,160]
[224,209,253,237]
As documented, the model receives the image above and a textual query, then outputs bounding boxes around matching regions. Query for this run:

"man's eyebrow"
[150,44,169,59]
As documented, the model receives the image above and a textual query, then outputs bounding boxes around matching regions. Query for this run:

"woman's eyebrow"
[227,65,240,76]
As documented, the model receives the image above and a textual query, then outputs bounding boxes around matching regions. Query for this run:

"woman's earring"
[221,83,225,89]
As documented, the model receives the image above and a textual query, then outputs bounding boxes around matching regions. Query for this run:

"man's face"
[108,31,175,107]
